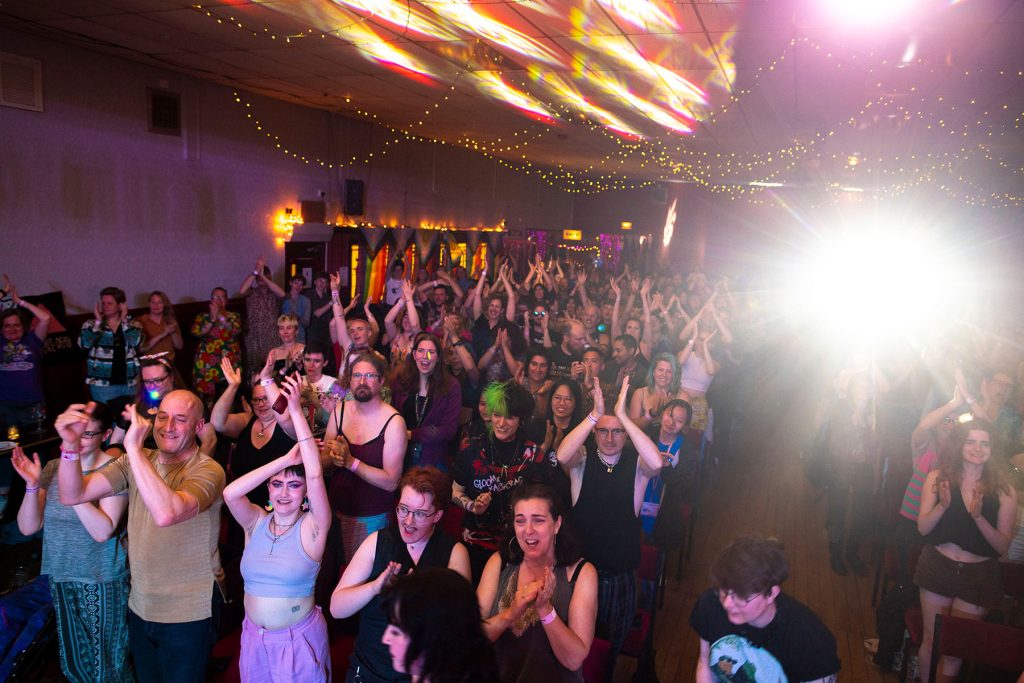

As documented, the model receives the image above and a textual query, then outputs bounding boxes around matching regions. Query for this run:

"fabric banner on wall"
[391,227,414,261]
[360,225,388,258]
[20,292,77,365]
[414,229,440,266]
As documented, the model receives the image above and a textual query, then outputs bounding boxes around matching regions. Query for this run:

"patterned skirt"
[49,577,133,683]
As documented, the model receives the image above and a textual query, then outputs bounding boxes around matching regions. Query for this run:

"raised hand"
[280,373,304,410]
[11,445,42,487]
[591,382,605,418]
[124,403,153,453]
[609,278,621,297]
[54,402,94,444]
[400,279,414,302]
[94,301,103,322]
[221,357,242,387]
[330,272,341,293]
[118,301,129,322]
[260,351,276,381]
[614,375,630,419]
[372,561,404,595]
[255,255,265,273]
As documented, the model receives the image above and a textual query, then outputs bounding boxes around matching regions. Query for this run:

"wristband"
[348,457,361,472]
[60,447,80,461]
[296,435,314,443]
[539,609,557,625]
[966,396,975,405]
[587,412,599,424]
[252,270,260,276]
[260,378,275,386]
[25,486,39,493]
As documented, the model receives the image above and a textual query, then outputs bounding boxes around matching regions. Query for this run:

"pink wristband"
[539,609,556,625]
[348,458,360,472]
[60,448,79,461]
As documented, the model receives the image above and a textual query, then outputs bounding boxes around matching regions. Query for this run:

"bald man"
[59,390,226,683]
[549,318,589,382]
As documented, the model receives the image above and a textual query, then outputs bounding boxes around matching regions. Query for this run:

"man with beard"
[324,353,408,564]
[58,391,225,682]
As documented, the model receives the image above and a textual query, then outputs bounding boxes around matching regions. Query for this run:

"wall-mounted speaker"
[344,179,364,215]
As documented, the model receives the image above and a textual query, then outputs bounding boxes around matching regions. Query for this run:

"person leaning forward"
[58,391,225,683]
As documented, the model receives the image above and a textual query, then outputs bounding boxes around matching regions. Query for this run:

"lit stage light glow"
[782,223,969,346]
[821,0,919,25]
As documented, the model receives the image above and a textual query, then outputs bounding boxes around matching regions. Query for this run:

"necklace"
[596,451,618,473]
[256,418,275,438]
[489,433,526,480]
[415,393,428,427]
[268,516,299,556]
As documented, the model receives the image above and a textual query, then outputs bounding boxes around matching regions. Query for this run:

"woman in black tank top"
[330,467,470,683]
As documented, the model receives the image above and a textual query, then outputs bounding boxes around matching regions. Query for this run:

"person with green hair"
[453,380,548,583]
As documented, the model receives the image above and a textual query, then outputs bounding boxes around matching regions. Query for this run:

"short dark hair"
[1,308,25,328]
[290,275,306,286]
[314,271,329,282]
[661,398,692,426]
[382,569,498,683]
[304,341,330,359]
[582,347,605,362]
[614,334,638,353]
[211,287,228,299]
[709,535,789,598]
[100,287,126,304]
[89,401,114,432]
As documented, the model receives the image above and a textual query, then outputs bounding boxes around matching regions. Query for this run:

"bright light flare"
[782,225,968,346]
[822,0,920,25]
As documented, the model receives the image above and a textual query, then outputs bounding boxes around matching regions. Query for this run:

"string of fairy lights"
[202,3,1024,206]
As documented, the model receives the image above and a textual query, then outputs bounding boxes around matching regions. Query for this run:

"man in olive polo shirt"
[59,390,225,683]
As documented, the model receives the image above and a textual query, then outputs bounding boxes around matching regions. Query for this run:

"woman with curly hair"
[628,352,681,430]
[914,419,1017,683]
[381,568,498,683]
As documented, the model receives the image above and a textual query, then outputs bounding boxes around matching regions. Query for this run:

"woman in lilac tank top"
[223,374,333,682]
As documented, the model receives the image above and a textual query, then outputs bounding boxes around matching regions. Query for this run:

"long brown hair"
[148,290,178,327]
[935,419,1010,497]
[396,332,455,399]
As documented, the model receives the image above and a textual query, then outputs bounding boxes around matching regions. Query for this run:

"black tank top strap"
[569,559,588,586]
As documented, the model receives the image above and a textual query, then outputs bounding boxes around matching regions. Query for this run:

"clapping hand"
[468,491,492,515]
[54,402,95,445]
[11,445,42,488]
[591,382,605,418]
[124,403,153,453]
[938,480,952,510]
[614,375,630,419]
[372,561,404,595]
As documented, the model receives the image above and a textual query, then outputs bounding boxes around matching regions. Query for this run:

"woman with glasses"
[224,374,333,682]
[11,402,132,682]
[531,378,584,507]
[190,287,242,405]
[393,333,461,471]
[212,356,296,509]
[477,483,597,683]
[331,467,470,683]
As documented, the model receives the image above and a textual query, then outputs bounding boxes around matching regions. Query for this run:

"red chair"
[927,613,1024,683]
[582,637,612,683]
[898,605,922,683]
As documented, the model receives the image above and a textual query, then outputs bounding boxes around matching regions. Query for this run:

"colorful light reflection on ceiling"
[264,0,739,140]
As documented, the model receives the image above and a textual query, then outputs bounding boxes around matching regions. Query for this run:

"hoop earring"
[508,536,518,555]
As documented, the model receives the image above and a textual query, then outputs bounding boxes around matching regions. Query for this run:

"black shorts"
[913,544,1003,610]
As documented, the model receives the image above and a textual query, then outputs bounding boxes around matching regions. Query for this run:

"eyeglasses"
[396,504,435,521]
[717,590,760,607]
[532,310,547,317]
[595,428,625,438]
[142,375,170,387]
[82,430,105,438]
[250,396,270,404]
[351,372,381,382]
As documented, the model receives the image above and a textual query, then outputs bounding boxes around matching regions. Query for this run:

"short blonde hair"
[277,314,299,328]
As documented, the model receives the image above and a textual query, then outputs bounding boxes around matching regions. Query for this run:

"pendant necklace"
[596,451,617,474]
[257,418,275,438]
[268,516,298,556]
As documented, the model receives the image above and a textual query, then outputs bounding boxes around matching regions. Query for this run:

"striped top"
[899,448,938,521]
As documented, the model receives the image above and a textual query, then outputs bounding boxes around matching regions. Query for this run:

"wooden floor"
[618,362,900,683]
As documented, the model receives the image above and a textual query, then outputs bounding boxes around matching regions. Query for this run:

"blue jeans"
[128,610,211,683]
[89,384,136,404]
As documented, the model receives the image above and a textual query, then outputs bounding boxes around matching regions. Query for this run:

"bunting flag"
[391,226,414,261]
[414,229,440,266]
[464,231,482,276]
[360,225,388,258]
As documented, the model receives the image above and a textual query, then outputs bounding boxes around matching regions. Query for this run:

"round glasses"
[396,504,435,521]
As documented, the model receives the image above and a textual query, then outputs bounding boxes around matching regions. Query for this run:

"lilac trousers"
[240,606,331,683]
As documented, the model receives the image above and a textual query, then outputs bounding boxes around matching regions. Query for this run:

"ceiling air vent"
[0,52,43,112]
[148,88,181,136]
